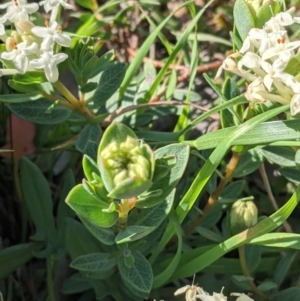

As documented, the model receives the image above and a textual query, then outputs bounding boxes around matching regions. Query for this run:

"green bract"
[97,123,155,199]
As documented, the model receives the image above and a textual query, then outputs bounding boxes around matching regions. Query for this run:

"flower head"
[216,7,300,116]
[230,200,258,234]
[98,123,155,199]
[1,41,38,73]
[0,0,39,23]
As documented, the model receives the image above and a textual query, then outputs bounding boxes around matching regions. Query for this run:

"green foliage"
[20,157,56,245]
[87,62,127,108]
[0,243,42,279]
[75,123,102,159]
[118,251,153,297]
[66,184,119,228]
[2,1,300,301]
[233,0,256,40]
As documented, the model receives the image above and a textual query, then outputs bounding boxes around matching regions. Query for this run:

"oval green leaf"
[233,0,256,40]
[136,144,190,208]
[71,252,117,272]
[118,251,153,296]
[66,184,118,228]
[8,98,71,124]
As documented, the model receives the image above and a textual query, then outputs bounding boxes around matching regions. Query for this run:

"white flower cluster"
[0,0,73,82]
[174,284,254,301]
[216,8,300,116]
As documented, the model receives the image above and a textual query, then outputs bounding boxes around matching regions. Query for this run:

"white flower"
[240,28,266,54]
[215,56,237,79]
[39,0,73,13]
[196,287,227,301]
[0,0,39,23]
[264,8,296,32]
[290,94,300,116]
[245,77,290,105]
[237,52,265,78]
[215,53,258,82]
[279,73,300,93]
[260,58,287,91]
[262,35,300,61]
[29,50,68,82]
[1,41,38,73]
[31,21,71,50]
[245,78,267,103]
[259,30,287,55]
[274,10,294,26]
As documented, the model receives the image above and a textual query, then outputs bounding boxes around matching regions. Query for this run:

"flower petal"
[45,63,59,82]
[14,54,28,73]
[31,26,49,38]
[53,34,71,47]
[41,35,54,50]
[1,50,17,60]
[23,3,39,14]
[52,52,68,64]
[291,94,300,116]
[30,58,46,69]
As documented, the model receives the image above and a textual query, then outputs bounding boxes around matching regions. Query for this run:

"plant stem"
[91,0,99,12]
[259,163,292,232]
[46,256,56,301]
[101,100,218,126]
[118,199,130,230]
[238,246,269,300]
[184,151,241,236]
[41,91,74,110]
[52,81,95,119]
[13,159,27,242]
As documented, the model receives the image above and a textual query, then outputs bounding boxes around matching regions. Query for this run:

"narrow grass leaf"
[119,0,195,97]
[175,8,198,136]
[192,118,300,150]
[142,1,214,103]
[152,209,182,288]
[149,105,289,264]
[250,233,300,249]
[169,183,300,280]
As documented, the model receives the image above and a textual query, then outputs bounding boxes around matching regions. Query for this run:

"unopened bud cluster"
[0,0,73,82]
[216,7,300,116]
[230,200,258,229]
[101,137,151,187]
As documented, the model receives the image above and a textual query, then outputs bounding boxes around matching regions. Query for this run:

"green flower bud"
[230,200,258,234]
[98,123,155,199]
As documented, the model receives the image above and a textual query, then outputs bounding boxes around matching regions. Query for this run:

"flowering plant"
[0,0,72,82]
[216,6,300,116]
[2,1,300,301]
